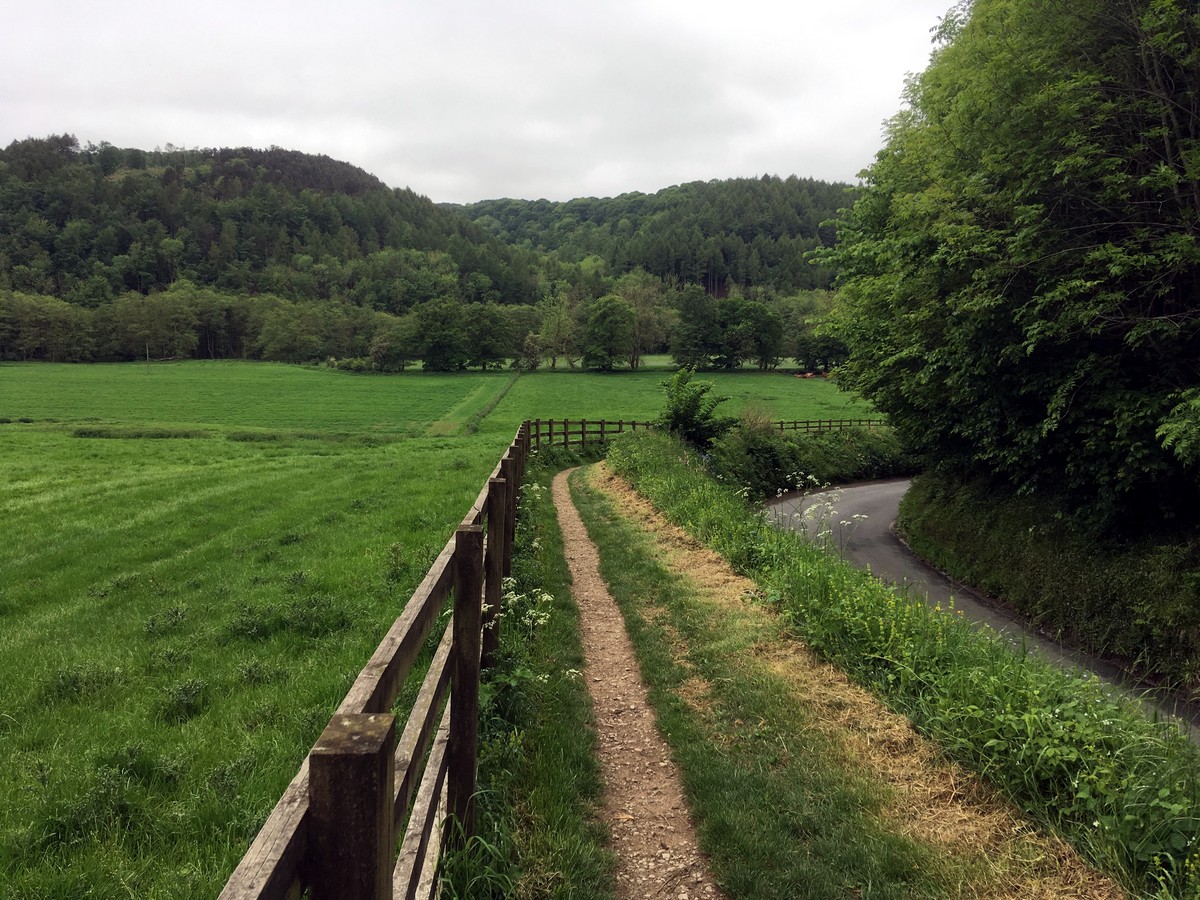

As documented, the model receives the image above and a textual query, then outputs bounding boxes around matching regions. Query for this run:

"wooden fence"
[774,418,887,433]
[529,417,652,450]
[219,414,889,898]
[219,423,529,900]
[529,417,888,450]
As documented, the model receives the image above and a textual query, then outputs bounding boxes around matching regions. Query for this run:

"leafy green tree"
[463,302,511,369]
[671,285,720,369]
[517,332,543,371]
[538,284,578,369]
[580,294,635,371]
[369,314,420,372]
[414,298,468,371]
[824,0,1200,528]
[613,268,672,369]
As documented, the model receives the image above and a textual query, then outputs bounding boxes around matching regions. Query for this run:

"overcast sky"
[2,0,951,204]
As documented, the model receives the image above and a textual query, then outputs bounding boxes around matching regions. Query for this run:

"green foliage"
[580,294,635,371]
[456,175,847,295]
[0,139,540,306]
[608,431,1200,897]
[707,417,915,500]
[823,0,1200,530]
[899,472,1200,690]
[654,368,733,449]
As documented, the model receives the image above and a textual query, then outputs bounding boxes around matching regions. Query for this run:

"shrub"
[654,368,734,449]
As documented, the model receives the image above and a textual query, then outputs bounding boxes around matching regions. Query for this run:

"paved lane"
[766,479,1200,739]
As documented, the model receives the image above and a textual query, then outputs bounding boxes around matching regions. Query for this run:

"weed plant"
[606,431,1200,898]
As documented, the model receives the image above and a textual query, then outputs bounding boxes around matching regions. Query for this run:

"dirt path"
[552,469,725,900]
[555,463,1124,900]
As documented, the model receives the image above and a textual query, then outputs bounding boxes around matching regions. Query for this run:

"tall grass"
[607,431,1200,898]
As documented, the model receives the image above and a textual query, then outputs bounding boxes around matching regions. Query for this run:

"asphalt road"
[766,478,1200,740]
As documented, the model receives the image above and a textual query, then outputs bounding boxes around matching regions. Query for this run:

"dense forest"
[0,136,847,371]
[826,0,1200,529]
[451,175,847,295]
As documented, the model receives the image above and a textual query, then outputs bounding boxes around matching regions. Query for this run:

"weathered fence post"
[581,418,587,449]
[447,525,484,847]
[308,713,397,900]
[482,477,507,670]
[533,419,541,452]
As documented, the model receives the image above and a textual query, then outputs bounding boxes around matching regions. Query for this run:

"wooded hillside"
[452,175,848,295]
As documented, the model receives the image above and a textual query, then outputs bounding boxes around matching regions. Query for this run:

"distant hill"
[0,134,540,307]
[449,175,851,295]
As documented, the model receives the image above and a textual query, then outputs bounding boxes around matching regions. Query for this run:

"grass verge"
[898,472,1200,693]
[606,431,1200,898]
[440,454,614,899]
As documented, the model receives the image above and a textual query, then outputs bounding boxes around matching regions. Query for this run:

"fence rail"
[774,418,887,433]
[529,417,888,451]
[220,423,529,900]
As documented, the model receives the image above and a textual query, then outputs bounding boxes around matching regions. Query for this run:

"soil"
[552,464,1124,900]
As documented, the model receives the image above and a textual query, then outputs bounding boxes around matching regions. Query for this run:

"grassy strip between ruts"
[605,431,1200,899]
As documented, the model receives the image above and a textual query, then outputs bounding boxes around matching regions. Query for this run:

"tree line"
[0,276,845,373]
[1,136,851,372]
[0,136,547,307]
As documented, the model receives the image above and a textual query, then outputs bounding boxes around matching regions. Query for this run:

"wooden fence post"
[482,477,506,670]
[581,418,587,449]
[447,525,484,848]
[533,419,541,452]
[308,713,397,900]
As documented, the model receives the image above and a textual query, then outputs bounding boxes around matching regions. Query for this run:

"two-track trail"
[552,468,724,900]
[551,463,1124,900]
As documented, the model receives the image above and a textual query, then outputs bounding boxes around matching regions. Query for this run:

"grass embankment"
[605,432,1200,899]
[899,473,1200,694]
[569,468,999,897]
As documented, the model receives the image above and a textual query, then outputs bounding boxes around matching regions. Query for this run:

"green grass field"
[0,361,872,899]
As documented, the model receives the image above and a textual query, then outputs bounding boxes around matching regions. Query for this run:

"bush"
[654,368,734,449]
[707,411,917,500]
